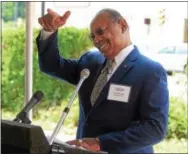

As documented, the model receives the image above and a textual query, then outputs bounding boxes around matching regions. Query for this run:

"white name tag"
[107,84,131,103]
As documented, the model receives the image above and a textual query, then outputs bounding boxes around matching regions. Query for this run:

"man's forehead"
[90,13,110,28]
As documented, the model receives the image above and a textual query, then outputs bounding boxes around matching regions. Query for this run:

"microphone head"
[33,91,44,101]
[80,69,90,79]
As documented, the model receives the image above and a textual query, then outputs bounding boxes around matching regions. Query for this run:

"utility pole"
[144,18,151,37]
[14,2,18,24]
[41,2,45,16]
[144,18,151,52]
[25,2,34,121]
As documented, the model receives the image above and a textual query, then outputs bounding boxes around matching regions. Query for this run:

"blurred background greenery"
[1,1,188,153]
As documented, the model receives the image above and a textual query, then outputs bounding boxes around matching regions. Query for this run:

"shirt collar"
[114,44,134,66]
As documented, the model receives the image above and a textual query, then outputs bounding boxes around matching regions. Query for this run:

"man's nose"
[93,35,102,45]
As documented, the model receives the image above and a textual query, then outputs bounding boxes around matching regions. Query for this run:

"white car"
[147,44,187,74]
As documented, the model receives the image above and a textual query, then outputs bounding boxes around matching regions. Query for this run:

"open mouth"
[99,43,108,52]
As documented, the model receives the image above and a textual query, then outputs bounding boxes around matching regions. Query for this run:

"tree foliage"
[167,96,187,139]
[2,2,26,22]
[2,26,93,111]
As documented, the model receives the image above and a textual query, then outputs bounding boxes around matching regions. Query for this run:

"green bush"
[2,26,93,112]
[167,96,187,139]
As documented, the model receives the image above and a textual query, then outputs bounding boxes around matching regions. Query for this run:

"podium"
[1,120,107,154]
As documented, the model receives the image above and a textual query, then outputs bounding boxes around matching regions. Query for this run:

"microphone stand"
[13,112,31,124]
[48,77,86,145]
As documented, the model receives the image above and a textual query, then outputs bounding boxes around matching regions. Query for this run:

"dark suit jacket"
[36,32,169,154]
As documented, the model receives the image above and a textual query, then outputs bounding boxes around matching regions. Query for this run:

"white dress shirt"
[107,44,134,80]
[40,29,54,40]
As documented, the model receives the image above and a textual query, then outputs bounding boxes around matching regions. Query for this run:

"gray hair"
[95,8,123,21]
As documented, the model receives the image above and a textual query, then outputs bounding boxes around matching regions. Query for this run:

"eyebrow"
[91,26,107,33]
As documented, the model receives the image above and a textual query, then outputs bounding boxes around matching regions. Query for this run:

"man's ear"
[120,18,129,33]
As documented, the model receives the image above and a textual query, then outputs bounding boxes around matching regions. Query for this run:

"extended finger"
[81,142,90,150]
[60,11,71,23]
[54,11,70,27]
[47,8,58,16]
[67,139,83,147]
[66,140,77,145]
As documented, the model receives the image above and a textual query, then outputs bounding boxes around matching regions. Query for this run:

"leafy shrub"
[2,26,93,112]
[167,96,187,139]
[2,28,26,111]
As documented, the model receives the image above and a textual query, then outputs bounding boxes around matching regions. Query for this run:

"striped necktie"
[91,59,114,105]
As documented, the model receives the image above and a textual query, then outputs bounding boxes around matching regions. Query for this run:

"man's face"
[90,13,126,58]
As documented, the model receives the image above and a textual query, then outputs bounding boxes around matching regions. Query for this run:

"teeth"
[100,44,106,49]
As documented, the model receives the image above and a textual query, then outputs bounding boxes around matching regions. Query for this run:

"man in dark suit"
[36,8,169,154]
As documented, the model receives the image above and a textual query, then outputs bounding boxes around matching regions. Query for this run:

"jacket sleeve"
[36,31,80,85]
[98,64,169,153]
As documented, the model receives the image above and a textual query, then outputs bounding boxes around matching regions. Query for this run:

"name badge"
[107,84,131,103]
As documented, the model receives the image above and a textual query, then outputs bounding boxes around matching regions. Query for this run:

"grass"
[154,138,188,153]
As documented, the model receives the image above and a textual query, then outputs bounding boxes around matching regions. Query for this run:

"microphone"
[48,69,90,145]
[80,68,90,80]
[13,91,44,124]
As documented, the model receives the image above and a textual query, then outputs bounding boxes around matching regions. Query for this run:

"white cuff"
[40,29,54,40]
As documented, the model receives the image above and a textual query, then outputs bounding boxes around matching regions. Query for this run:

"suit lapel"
[91,47,140,109]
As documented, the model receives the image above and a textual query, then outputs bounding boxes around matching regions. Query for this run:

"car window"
[158,46,175,54]
[175,46,187,54]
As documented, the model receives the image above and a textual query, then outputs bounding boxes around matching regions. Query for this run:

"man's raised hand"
[38,8,71,32]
